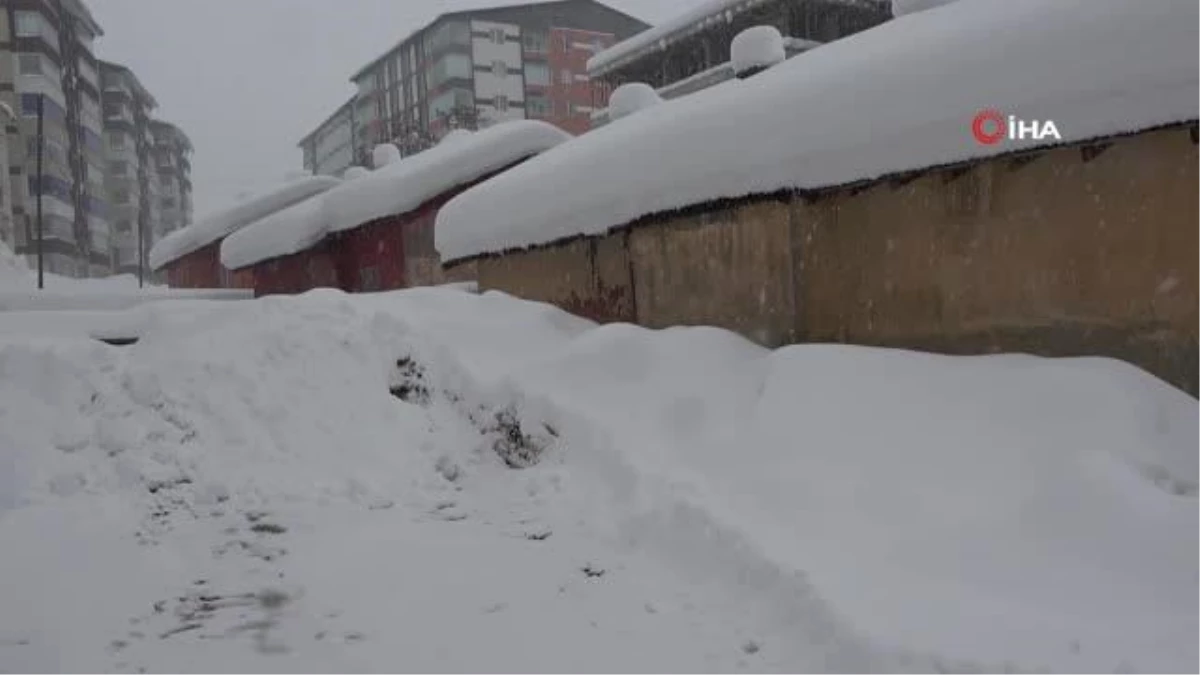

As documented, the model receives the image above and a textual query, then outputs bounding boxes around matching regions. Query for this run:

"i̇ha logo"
[971,109,1062,145]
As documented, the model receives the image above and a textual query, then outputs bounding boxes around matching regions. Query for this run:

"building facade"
[587,0,891,101]
[299,0,647,166]
[99,59,155,275]
[299,95,356,177]
[149,119,192,242]
[1,0,108,277]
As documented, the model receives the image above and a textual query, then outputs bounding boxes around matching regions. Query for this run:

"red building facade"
[163,243,222,289]
[546,27,618,135]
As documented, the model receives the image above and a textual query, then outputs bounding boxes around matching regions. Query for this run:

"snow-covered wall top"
[438,0,1199,264]
[588,0,772,76]
[149,176,340,271]
[220,120,571,271]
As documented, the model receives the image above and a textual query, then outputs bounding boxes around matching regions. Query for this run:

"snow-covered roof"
[588,0,773,77]
[221,120,571,271]
[437,0,1199,264]
[148,176,340,271]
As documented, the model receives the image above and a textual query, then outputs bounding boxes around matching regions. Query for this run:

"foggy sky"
[86,0,706,219]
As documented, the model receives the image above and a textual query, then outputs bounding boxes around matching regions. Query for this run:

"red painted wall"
[163,242,222,289]
[546,27,616,136]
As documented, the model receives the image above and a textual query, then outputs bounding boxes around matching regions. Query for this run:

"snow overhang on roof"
[439,0,1200,264]
[149,176,341,271]
[221,120,572,271]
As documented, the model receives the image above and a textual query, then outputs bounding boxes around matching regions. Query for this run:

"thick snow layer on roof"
[148,176,340,270]
[731,25,786,74]
[588,0,771,76]
[608,83,663,121]
[891,0,959,16]
[343,166,370,180]
[221,120,571,270]
[219,192,328,272]
[438,0,1199,263]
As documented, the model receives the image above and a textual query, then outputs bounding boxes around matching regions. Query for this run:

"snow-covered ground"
[0,287,1195,673]
[0,241,249,315]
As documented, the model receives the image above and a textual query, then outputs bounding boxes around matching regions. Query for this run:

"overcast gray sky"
[87,0,705,219]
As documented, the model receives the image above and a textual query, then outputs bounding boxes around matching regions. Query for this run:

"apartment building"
[1,0,108,277]
[150,119,192,240]
[587,0,892,100]
[299,0,647,166]
[99,59,156,275]
[299,95,356,177]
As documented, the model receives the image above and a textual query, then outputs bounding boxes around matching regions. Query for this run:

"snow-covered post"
[731,26,786,79]
[607,83,663,122]
[372,143,402,169]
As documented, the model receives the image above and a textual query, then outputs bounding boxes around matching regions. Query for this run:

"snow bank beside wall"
[438,0,1199,262]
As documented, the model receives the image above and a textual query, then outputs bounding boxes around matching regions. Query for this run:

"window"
[161,198,176,209]
[116,220,132,233]
[160,175,174,188]
[495,95,509,112]
[560,34,571,52]
[18,54,41,75]
[492,60,507,78]
[491,28,506,45]
[108,132,127,150]
[560,69,572,85]
[113,190,131,206]
[522,31,547,53]
[14,12,41,37]
[109,161,129,176]
[524,62,549,87]
[526,94,548,118]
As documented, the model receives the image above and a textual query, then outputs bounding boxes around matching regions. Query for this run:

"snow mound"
[608,83,663,121]
[372,143,401,169]
[892,0,960,17]
[225,121,571,271]
[731,25,786,76]
[0,288,1194,671]
[284,170,313,182]
[148,175,340,271]
[343,166,370,180]
[437,0,1199,263]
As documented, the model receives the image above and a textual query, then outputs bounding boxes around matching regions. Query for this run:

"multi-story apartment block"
[99,59,156,276]
[587,0,891,104]
[299,0,646,167]
[150,119,192,241]
[299,95,356,177]
[1,0,108,277]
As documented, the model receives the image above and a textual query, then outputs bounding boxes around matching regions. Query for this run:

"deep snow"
[0,287,1194,673]
[436,0,1199,263]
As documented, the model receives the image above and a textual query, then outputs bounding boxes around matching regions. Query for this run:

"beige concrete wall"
[629,199,797,346]
[470,124,1198,393]
[476,233,635,323]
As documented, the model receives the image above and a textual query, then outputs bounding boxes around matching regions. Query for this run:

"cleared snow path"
[0,288,1193,673]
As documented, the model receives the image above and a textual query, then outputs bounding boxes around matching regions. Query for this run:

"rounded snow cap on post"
[372,143,402,169]
[608,83,663,122]
[343,166,370,180]
[731,25,786,79]
[891,0,961,17]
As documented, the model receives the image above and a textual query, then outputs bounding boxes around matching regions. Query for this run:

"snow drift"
[0,287,1194,672]
[222,120,571,271]
[148,175,340,271]
[436,0,1199,263]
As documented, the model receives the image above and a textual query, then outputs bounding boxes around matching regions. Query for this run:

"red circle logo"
[971,109,1006,145]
